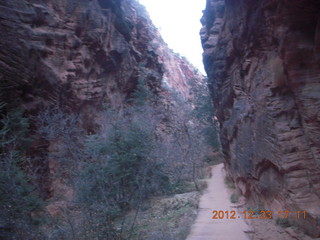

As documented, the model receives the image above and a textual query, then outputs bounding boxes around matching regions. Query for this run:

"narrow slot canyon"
[0,0,320,240]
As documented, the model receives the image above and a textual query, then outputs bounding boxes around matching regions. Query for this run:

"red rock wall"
[0,0,198,114]
[201,0,320,236]
[0,0,202,210]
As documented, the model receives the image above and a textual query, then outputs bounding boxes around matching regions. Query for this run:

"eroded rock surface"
[201,0,320,236]
[0,0,199,112]
[0,0,202,216]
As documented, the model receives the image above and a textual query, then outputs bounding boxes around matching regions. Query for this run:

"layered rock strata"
[201,0,320,236]
[0,0,199,113]
[0,0,202,213]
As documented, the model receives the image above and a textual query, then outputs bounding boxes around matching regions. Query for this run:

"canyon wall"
[0,0,202,219]
[0,0,199,114]
[201,0,320,236]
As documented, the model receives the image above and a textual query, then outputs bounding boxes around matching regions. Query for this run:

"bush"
[224,177,236,189]
[34,107,83,179]
[130,66,157,106]
[0,107,31,150]
[246,205,265,215]
[79,109,171,204]
[0,106,44,239]
[230,193,239,203]
[75,106,172,238]
[276,217,292,228]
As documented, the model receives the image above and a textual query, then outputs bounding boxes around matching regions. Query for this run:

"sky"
[138,0,207,75]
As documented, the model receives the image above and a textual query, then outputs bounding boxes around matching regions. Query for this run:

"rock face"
[201,0,320,236]
[0,0,199,113]
[0,0,202,215]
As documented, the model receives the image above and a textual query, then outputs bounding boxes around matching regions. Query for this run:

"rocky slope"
[0,0,203,230]
[201,0,320,236]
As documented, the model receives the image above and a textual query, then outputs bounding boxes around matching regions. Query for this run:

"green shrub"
[79,122,171,206]
[224,177,236,189]
[131,67,156,106]
[75,110,171,237]
[276,217,292,228]
[246,205,266,216]
[0,107,31,150]
[230,193,239,203]
[0,106,44,239]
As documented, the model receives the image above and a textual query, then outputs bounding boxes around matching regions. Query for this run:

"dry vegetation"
[0,77,219,239]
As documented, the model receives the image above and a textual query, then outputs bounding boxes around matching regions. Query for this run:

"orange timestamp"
[212,210,307,220]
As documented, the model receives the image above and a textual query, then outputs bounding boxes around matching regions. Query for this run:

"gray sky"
[138,0,206,75]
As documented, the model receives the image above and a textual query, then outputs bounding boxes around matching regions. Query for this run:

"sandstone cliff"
[0,1,204,237]
[0,0,199,113]
[201,0,320,236]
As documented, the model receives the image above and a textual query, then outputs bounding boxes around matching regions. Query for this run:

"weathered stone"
[0,0,202,217]
[201,0,320,236]
[0,0,199,112]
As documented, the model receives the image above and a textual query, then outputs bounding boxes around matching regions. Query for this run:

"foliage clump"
[276,217,292,228]
[0,103,44,239]
[74,102,174,238]
[0,67,219,239]
[189,77,219,151]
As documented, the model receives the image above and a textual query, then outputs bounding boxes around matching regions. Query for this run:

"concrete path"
[186,163,250,240]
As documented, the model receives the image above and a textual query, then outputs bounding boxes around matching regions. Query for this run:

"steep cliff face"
[0,0,202,219]
[0,0,198,113]
[202,0,320,236]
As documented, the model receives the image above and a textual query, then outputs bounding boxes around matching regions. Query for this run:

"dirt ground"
[186,163,250,240]
[186,163,318,240]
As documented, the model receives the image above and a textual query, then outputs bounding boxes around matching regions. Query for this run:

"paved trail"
[186,163,250,240]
